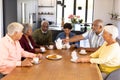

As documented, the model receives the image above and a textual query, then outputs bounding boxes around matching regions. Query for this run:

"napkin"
[55,38,63,49]
[71,50,78,62]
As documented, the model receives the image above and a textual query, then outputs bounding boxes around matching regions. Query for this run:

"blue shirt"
[56,32,80,47]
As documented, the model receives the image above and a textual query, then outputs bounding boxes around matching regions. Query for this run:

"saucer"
[70,59,77,62]
[40,50,46,53]
[79,52,87,55]
[31,60,41,64]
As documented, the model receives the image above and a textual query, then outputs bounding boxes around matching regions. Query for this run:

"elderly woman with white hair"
[0,22,42,79]
[19,23,41,53]
[75,25,120,79]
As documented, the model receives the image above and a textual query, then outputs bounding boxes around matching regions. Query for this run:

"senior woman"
[19,23,41,53]
[0,22,42,79]
[76,25,120,79]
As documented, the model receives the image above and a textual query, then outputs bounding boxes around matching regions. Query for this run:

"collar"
[41,28,48,34]
[5,34,15,44]
[98,30,104,36]
[93,30,104,37]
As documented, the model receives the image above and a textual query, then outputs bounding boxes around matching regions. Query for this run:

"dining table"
[1,48,103,80]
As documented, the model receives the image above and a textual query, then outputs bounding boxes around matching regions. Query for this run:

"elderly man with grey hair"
[0,22,42,79]
[32,20,53,46]
[75,25,120,80]
[63,19,105,52]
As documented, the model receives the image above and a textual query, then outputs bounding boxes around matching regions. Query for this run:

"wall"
[38,0,56,25]
[0,0,3,37]
[17,0,38,29]
[38,0,114,26]
[93,0,120,39]
[115,0,120,39]
[115,0,120,16]
[114,0,120,39]
[3,0,17,35]
[93,0,113,25]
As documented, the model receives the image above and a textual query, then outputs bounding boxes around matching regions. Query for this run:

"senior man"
[32,20,53,46]
[64,19,105,51]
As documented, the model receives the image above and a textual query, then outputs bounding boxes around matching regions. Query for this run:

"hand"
[21,58,33,67]
[0,65,7,72]
[76,57,90,63]
[36,53,43,59]
[62,39,69,44]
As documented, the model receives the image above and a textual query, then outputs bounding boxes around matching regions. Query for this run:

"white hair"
[41,20,49,26]
[7,22,24,35]
[104,25,118,39]
[22,23,32,34]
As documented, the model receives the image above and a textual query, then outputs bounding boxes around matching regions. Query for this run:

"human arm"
[63,30,91,44]
[76,49,100,63]
[32,29,40,44]
[88,42,120,65]
[68,31,91,43]
[19,36,36,53]
[21,58,33,66]
[62,35,83,44]
[0,42,22,67]
[80,47,100,52]
[90,46,116,64]
[48,30,54,45]
[69,35,84,43]
[76,43,105,63]
[76,56,91,63]
[21,53,42,67]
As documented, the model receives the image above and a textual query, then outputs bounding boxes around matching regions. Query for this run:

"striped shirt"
[82,30,104,48]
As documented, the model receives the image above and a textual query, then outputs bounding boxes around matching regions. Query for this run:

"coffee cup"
[49,45,54,49]
[40,47,46,52]
[80,49,86,54]
[33,57,39,64]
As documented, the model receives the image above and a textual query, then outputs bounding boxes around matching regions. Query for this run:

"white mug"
[33,57,39,64]
[80,49,86,54]
[49,45,54,49]
[40,47,45,52]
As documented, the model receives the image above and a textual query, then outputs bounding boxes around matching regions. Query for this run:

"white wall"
[93,0,113,25]
[0,0,3,37]
[115,0,120,17]
[93,0,120,39]
[17,0,38,29]
[38,0,56,24]
[115,0,120,39]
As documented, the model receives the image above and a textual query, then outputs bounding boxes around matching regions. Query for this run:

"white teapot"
[55,38,63,49]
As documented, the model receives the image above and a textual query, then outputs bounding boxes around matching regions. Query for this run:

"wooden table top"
[1,49,103,80]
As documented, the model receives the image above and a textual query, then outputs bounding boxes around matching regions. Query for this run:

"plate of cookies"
[46,54,62,60]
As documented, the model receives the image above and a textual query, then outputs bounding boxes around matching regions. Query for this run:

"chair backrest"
[116,38,120,46]
[105,68,120,80]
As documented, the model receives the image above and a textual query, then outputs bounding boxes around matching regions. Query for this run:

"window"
[57,0,94,26]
